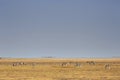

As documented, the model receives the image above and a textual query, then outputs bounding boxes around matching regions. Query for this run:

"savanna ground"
[0,58,120,80]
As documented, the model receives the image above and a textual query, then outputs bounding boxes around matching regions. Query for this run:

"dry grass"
[0,58,120,80]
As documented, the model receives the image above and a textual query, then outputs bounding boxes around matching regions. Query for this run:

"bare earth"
[0,58,120,80]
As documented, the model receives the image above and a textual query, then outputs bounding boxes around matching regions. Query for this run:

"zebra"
[61,62,70,67]
[104,64,111,70]
[19,62,25,65]
[86,61,95,65]
[32,63,36,66]
[91,61,95,65]
[74,62,81,67]
[12,62,25,66]
[12,62,19,66]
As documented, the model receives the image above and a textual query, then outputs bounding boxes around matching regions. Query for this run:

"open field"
[0,58,120,80]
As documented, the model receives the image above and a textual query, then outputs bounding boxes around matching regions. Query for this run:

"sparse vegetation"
[0,58,120,80]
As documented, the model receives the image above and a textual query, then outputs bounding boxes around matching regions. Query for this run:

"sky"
[0,0,120,58]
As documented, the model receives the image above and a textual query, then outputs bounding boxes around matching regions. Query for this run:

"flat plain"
[0,58,120,80]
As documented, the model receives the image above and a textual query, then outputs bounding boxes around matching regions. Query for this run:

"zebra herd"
[60,61,111,70]
[86,61,96,65]
[60,62,81,67]
[12,62,36,66]
[11,61,111,70]
[61,61,112,70]
[12,62,26,66]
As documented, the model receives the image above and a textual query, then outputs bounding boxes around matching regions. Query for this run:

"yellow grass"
[0,58,120,80]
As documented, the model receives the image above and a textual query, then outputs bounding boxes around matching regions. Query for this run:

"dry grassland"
[0,58,120,80]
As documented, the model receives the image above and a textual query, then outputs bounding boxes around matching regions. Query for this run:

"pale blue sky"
[0,0,120,58]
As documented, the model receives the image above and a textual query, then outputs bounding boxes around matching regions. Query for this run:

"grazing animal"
[104,64,111,70]
[12,62,19,66]
[12,62,25,66]
[74,62,81,67]
[19,62,25,65]
[86,61,95,65]
[32,63,36,66]
[61,62,69,67]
